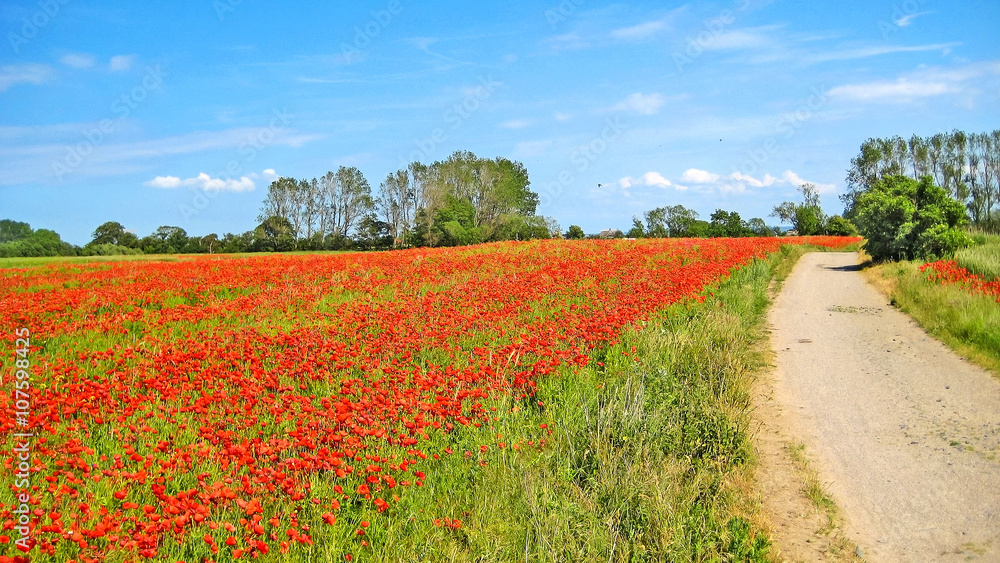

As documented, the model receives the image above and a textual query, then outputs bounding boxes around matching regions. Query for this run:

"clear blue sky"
[1,0,998,244]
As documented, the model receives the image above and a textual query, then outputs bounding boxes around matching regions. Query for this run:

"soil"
[756,252,1000,562]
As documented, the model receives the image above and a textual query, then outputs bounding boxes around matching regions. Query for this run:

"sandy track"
[765,252,1000,562]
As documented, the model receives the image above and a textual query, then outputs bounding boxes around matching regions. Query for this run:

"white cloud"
[61,53,96,69]
[614,92,665,115]
[146,175,182,189]
[618,172,679,190]
[828,78,955,101]
[641,172,671,188]
[828,61,1000,104]
[611,20,667,41]
[553,112,573,122]
[500,118,532,129]
[807,42,958,63]
[0,64,53,91]
[145,171,264,192]
[680,168,720,184]
[895,11,931,27]
[702,30,770,51]
[109,55,136,72]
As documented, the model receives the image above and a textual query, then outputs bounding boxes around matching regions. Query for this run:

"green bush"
[825,215,858,237]
[855,175,972,261]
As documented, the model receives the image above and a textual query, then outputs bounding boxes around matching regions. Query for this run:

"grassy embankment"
[864,232,1000,375]
[349,244,824,562]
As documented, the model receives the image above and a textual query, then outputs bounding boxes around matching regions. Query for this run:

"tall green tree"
[855,175,972,261]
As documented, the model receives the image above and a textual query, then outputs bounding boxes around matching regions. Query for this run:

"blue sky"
[1,0,998,244]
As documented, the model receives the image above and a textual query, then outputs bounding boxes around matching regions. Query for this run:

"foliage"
[81,243,144,256]
[0,222,78,258]
[825,215,858,237]
[855,175,973,261]
[843,129,1000,230]
[0,219,33,243]
[956,232,1000,280]
[565,225,586,240]
[708,209,752,238]
[771,183,827,235]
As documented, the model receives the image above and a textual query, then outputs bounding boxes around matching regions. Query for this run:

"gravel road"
[768,252,1000,562]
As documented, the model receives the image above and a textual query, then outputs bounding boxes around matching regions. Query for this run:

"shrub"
[855,175,972,261]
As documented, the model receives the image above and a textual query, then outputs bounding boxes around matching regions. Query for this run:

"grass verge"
[341,250,806,562]
[863,260,1000,376]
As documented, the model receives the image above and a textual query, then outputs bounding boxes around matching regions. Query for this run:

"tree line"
[256,151,558,250]
[842,129,1000,230]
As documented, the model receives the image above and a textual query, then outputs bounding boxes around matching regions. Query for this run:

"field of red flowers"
[919,259,1000,302]
[1,237,857,562]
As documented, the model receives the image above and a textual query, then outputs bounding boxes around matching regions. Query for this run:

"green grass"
[0,250,361,269]
[312,250,801,562]
[865,260,1000,376]
[956,232,1000,280]
[0,253,186,269]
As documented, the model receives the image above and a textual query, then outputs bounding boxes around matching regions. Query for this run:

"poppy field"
[919,259,1000,302]
[1,237,859,562]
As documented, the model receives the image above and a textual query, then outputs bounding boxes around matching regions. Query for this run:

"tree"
[643,207,669,238]
[91,221,128,246]
[746,217,772,237]
[0,220,33,243]
[843,130,1000,230]
[625,219,644,239]
[708,209,750,237]
[255,216,295,252]
[771,183,826,235]
[566,225,586,239]
[854,175,972,261]
[825,215,858,237]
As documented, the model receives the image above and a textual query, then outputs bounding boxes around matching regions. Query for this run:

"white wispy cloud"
[895,11,931,27]
[611,20,667,41]
[827,61,1000,104]
[613,169,834,197]
[0,126,320,186]
[0,64,54,91]
[61,53,96,69]
[702,30,772,51]
[500,118,533,129]
[806,42,959,63]
[829,78,955,101]
[614,92,665,115]
[109,55,137,72]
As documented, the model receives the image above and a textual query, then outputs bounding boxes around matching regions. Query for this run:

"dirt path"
[762,252,1000,562]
